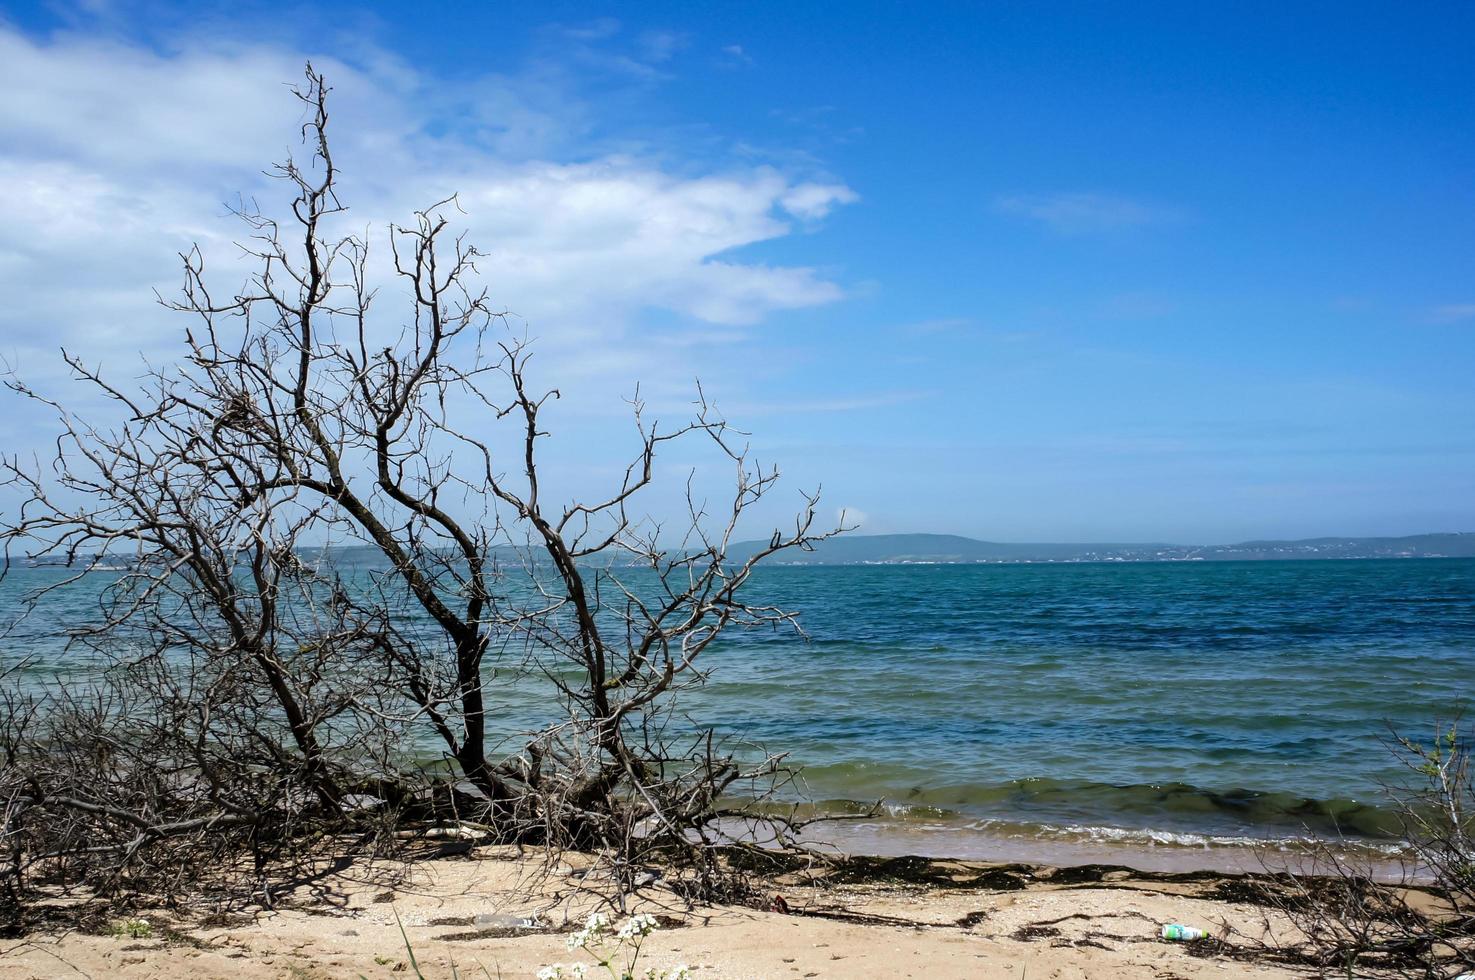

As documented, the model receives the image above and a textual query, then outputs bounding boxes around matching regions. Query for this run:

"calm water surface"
[697,559,1474,856]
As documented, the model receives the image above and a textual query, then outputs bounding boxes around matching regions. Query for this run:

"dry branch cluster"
[0,67,839,928]
[1235,725,1475,978]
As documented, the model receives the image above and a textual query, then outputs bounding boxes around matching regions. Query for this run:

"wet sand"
[809,819,1410,879]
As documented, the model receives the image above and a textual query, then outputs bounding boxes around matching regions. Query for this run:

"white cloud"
[993,192,1181,234]
[781,181,859,220]
[437,161,852,326]
[0,25,856,398]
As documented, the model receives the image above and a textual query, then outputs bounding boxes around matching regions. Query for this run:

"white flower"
[616,913,658,940]
[666,967,692,980]
[565,911,612,951]
[583,911,611,937]
[538,966,587,980]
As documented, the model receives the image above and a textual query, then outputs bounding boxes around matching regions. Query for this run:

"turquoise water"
[3,558,1472,854]
[691,559,1474,852]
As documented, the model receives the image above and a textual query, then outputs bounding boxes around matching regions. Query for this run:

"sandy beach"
[0,846,1323,979]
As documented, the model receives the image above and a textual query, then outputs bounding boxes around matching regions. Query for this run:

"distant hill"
[727,531,1475,565]
[27,532,1475,569]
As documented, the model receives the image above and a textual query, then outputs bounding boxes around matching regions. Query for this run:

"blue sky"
[1,1,1472,543]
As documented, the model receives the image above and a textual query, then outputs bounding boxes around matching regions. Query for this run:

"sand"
[0,848,1311,979]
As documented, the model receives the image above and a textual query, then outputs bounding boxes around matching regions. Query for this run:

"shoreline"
[0,843,1400,979]
[805,821,1411,880]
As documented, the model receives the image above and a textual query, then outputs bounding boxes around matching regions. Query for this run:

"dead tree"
[0,64,841,919]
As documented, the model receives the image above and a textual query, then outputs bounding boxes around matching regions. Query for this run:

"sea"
[4,557,1472,871]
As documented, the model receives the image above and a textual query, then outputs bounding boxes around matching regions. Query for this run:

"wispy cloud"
[718,44,754,68]
[718,390,933,416]
[767,104,864,148]
[554,18,622,42]
[993,192,1182,234]
[638,30,688,63]
[539,19,680,81]
[1428,303,1475,324]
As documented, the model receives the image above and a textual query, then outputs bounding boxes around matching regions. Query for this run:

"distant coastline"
[16,530,1475,569]
[729,530,1475,565]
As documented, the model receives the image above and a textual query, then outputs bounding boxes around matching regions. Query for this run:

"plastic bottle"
[1160,924,1209,941]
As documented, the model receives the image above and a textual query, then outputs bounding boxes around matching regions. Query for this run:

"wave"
[793,775,1403,840]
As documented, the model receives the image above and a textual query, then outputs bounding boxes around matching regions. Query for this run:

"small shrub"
[107,917,152,939]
